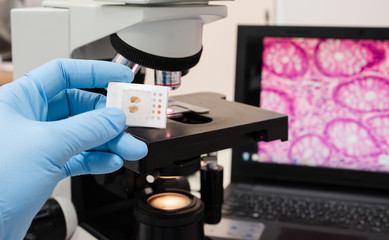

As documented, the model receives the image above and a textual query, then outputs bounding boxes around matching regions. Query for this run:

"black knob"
[200,164,223,224]
[110,33,202,72]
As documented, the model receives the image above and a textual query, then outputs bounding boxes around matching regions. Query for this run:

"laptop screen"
[233,26,389,189]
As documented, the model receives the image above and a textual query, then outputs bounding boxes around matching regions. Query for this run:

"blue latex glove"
[0,59,148,240]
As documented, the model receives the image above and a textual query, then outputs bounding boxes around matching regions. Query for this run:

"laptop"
[221,26,389,240]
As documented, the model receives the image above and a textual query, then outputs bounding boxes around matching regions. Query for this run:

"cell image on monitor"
[258,37,389,172]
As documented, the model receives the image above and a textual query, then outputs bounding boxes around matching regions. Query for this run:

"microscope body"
[12,1,230,239]
[11,0,227,79]
[11,1,289,239]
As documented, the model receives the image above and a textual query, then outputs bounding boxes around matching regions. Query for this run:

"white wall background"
[275,0,389,27]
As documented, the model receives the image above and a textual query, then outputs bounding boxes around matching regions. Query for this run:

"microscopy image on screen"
[258,37,389,172]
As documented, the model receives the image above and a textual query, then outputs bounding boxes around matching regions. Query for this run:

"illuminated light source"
[148,192,191,211]
[159,176,178,179]
[134,190,205,240]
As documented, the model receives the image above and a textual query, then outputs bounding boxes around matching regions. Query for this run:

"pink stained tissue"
[259,37,389,172]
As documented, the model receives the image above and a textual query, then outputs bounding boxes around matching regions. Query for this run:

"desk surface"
[0,70,12,86]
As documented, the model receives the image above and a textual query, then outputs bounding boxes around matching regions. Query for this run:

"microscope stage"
[124,92,288,174]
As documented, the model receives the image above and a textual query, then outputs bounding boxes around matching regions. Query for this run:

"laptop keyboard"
[223,190,389,234]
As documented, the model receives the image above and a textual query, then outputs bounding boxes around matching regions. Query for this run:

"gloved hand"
[0,59,148,240]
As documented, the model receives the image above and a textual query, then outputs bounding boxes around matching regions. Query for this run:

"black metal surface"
[158,157,201,177]
[201,164,224,224]
[124,92,288,174]
[25,199,67,240]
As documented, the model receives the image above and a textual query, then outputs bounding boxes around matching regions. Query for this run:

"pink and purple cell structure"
[366,115,389,146]
[324,119,381,158]
[260,88,294,117]
[288,134,331,165]
[263,40,308,78]
[259,37,389,172]
[314,39,383,77]
[333,76,389,113]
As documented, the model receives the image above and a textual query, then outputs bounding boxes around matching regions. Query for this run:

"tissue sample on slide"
[314,39,383,77]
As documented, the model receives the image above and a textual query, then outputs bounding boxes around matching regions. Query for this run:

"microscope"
[12,1,288,239]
